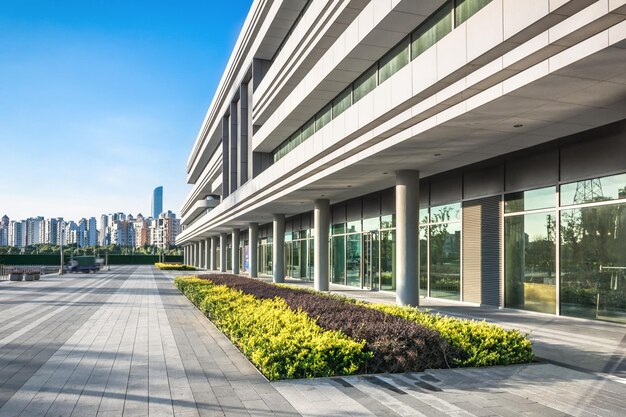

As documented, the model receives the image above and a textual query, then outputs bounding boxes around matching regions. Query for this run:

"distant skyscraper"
[152,186,163,218]
[0,215,9,246]
[87,217,98,246]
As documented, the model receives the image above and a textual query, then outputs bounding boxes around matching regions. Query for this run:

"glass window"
[332,223,346,234]
[347,220,361,233]
[331,235,346,284]
[429,221,461,300]
[560,204,626,322]
[362,217,379,232]
[430,203,461,223]
[346,234,361,287]
[353,64,377,103]
[380,215,395,229]
[332,87,352,118]
[505,187,556,213]
[411,2,453,59]
[301,117,315,142]
[505,212,557,314]
[380,230,396,291]
[560,173,626,206]
[378,37,410,84]
[455,0,492,26]
[419,226,428,296]
[315,103,332,131]
[419,208,429,224]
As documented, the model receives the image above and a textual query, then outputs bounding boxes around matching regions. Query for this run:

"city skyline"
[0,0,252,221]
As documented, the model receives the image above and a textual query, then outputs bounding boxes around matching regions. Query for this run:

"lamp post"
[59,241,64,275]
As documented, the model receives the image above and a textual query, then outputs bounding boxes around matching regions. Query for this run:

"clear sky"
[0,0,252,222]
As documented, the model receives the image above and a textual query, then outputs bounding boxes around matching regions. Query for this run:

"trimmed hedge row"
[367,304,534,367]
[155,263,196,271]
[174,277,370,380]
[198,274,449,373]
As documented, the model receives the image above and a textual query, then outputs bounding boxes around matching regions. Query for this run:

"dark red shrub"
[197,274,452,373]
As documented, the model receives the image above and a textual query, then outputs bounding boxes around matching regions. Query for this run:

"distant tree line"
[0,243,182,256]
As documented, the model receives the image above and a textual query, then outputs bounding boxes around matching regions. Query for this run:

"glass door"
[362,232,379,290]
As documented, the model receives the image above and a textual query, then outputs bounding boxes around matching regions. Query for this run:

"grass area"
[175,274,534,380]
[155,262,196,271]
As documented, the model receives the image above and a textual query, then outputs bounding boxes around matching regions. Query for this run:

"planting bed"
[155,262,196,271]
[175,274,533,380]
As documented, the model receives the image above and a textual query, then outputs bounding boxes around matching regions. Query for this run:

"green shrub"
[155,263,196,271]
[174,277,370,380]
[368,304,533,367]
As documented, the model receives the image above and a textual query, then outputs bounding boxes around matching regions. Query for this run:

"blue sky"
[0,0,251,221]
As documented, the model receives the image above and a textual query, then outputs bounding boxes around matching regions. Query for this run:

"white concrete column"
[273,214,285,283]
[204,238,210,269]
[314,199,330,292]
[190,243,195,267]
[210,236,218,270]
[197,243,202,268]
[395,170,419,306]
[248,223,258,278]
[219,233,227,272]
[183,246,187,264]
[232,228,240,275]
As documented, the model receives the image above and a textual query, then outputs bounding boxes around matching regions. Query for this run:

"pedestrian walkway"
[0,266,299,417]
[3,267,626,417]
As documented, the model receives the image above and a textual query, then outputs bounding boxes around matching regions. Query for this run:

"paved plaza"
[0,266,626,416]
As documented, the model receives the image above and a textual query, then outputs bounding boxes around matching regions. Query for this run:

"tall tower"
[152,186,163,218]
[573,179,604,204]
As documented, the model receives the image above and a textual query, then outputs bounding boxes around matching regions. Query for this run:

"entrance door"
[362,232,379,290]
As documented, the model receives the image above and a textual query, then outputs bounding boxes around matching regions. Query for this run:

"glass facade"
[271,0,493,163]
[419,204,461,300]
[503,174,626,322]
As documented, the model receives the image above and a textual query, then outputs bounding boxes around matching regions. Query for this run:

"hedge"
[155,263,196,271]
[197,274,449,373]
[368,304,534,367]
[174,277,370,380]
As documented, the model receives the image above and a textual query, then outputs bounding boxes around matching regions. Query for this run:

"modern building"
[99,214,110,246]
[110,220,135,247]
[87,217,98,246]
[152,186,163,219]
[177,0,626,323]
[8,221,22,248]
[151,210,181,249]
[0,215,9,246]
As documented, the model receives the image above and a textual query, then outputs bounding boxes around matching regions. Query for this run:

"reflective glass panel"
[332,87,352,118]
[301,118,315,142]
[362,217,379,232]
[419,208,429,224]
[411,2,452,59]
[353,64,377,103]
[346,234,361,287]
[560,173,626,206]
[505,212,557,314]
[347,220,361,233]
[331,235,346,284]
[430,203,461,223]
[419,226,428,295]
[381,215,395,229]
[380,230,396,291]
[378,37,410,84]
[505,186,556,213]
[455,0,493,26]
[332,223,346,234]
[315,103,332,131]
[560,204,626,322]
[429,221,461,300]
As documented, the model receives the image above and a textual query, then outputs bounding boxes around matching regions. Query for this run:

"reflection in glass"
[346,234,361,287]
[362,232,379,290]
[419,226,428,296]
[380,230,396,291]
[331,235,346,284]
[332,87,352,118]
[505,213,556,314]
[412,2,452,58]
[505,187,556,213]
[378,37,410,84]
[455,0,493,26]
[561,173,626,206]
[353,64,377,103]
[430,203,461,222]
[560,204,626,322]
[429,221,461,300]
